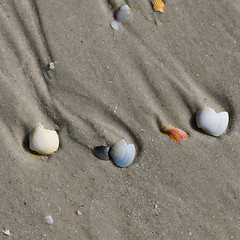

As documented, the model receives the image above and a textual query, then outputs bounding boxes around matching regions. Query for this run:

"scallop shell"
[163,126,188,142]
[29,123,59,155]
[109,139,136,167]
[94,139,136,167]
[196,107,229,137]
[114,4,132,22]
[152,0,165,12]
[43,215,53,224]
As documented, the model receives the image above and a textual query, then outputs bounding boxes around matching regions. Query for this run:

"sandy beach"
[0,0,240,239]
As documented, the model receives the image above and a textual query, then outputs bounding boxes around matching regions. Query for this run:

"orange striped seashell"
[152,0,165,12]
[163,126,188,142]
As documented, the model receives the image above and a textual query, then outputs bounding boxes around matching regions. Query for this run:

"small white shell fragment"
[29,123,59,155]
[48,62,55,70]
[114,4,132,22]
[109,139,136,167]
[196,107,229,137]
[2,229,10,236]
[43,215,53,224]
[111,20,120,30]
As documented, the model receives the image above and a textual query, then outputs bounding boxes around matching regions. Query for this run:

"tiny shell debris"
[152,0,165,12]
[48,62,55,70]
[2,229,10,236]
[76,210,82,215]
[163,126,188,142]
[43,215,53,225]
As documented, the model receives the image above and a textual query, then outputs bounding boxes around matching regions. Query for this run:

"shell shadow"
[156,116,163,132]
[205,89,235,135]
[222,98,235,135]
[189,112,202,133]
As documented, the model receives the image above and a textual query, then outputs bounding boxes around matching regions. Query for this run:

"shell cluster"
[162,106,229,142]
[111,4,132,31]
[29,123,59,155]
[110,1,166,30]
[93,139,136,167]
[27,106,229,167]
[196,107,229,137]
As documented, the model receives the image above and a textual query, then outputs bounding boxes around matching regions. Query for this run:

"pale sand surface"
[0,0,240,239]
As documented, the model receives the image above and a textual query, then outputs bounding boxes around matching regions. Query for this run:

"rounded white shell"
[114,4,132,22]
[43,215,53,224]
[29,123,59,155]
[196,107,229,137]
[109,139,135,167]
[111,20,120,30]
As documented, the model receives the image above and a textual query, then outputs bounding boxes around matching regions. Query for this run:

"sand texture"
[0,0,240,239]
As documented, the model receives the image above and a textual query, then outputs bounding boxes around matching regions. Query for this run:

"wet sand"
[0,0,240,239]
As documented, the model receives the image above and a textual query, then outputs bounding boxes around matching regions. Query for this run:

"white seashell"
[109,139,136,167]
[43,215,53,224]
[114,4,132,22]
[196,107,229,137]
[29,123,59,155]
[2,229,11,236]
[111,20,120,30]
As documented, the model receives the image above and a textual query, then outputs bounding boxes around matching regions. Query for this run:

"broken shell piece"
[111,20,120,30]
[196,107,229,137]
[152,0,165,12]
[76,210,81,215]
[43,215,53,224]
[94,139,136,167]
[163,126,188,142]
[48,62,55,70]
[2,229,10,236]
[114,4,132,22]
[29,123,59,155]
[93,146,110,160]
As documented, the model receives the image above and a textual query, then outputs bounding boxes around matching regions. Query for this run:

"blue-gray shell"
[109,139,135,167]
[114,4,132,22]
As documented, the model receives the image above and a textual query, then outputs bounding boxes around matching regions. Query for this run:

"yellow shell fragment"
[152,0,165,12]
[29,123,59,155]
